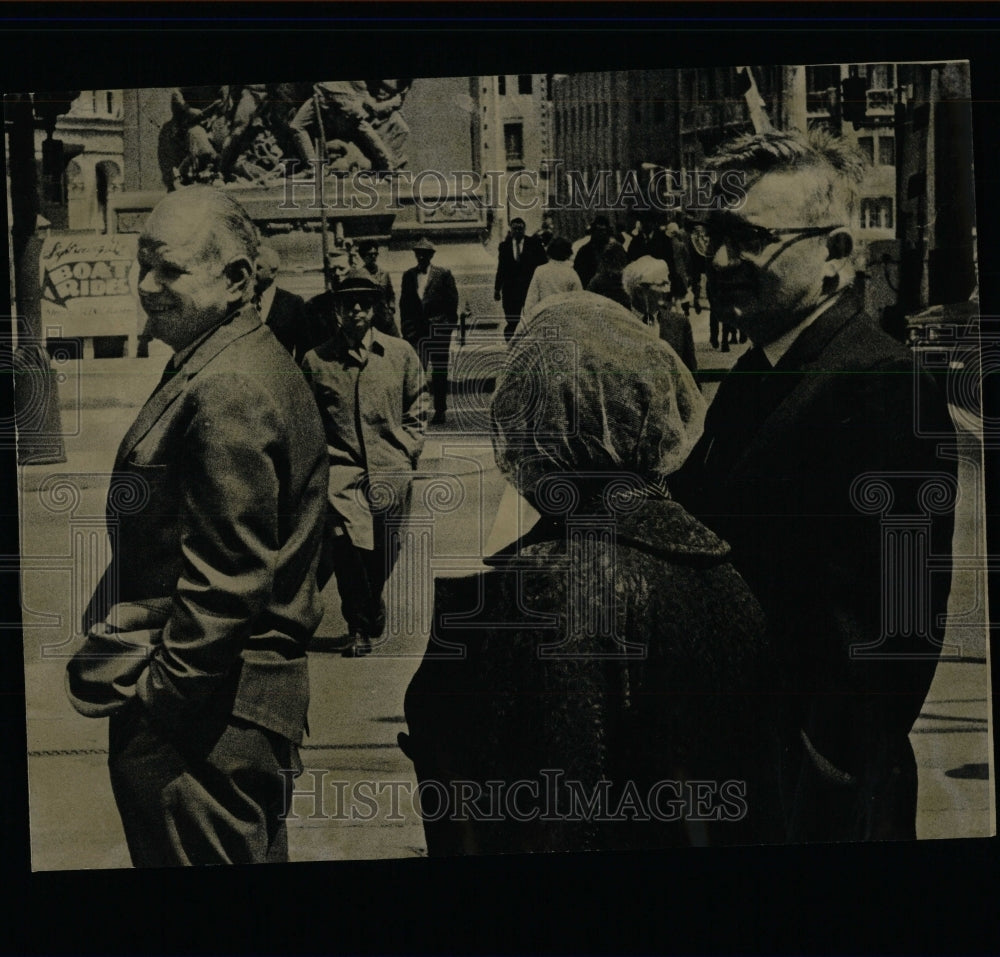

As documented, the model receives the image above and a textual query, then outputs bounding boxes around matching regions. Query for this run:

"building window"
[106,91,115,114]
[602,102,608,128]
[504,122,524,165]
[546,74,554,101]
[857,136,875,164]
[861,197,894,230]
[878,134,895,166]
[497,75,506,96]
[867,63,894,90]
[555,110,561,136]
[518,75,532,95]
[806,65,840,114]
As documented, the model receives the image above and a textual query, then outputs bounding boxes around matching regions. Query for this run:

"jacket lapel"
[115,306,262,468]
[772,291,861,374]
[702,292,862,476]
[422,266,439,304]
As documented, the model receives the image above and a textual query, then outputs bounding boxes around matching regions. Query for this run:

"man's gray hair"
[704,127,868,223]
[192,187,260,269]
[621,256,670,302]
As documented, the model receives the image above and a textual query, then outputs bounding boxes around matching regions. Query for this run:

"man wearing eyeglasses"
[671,128,956,843]
[302,271,429,658]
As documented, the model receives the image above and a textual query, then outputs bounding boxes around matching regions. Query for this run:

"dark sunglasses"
[334,292,380,308]
[690,215,844,260]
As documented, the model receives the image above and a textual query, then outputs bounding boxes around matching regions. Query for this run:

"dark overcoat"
[263,285,311,363]
[402,497,785,855]
[670,292,956,842]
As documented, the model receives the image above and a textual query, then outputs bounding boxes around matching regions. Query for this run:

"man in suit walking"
[670,128,956,843]
[67,186,328,866]
[255,243,310,362]
[494,216,546,341]
[399,236,459,425]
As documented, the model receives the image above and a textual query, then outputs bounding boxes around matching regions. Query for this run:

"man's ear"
[223,257,254,303]
[825,228,854,264]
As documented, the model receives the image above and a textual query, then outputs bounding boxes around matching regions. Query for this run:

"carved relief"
[163,80,413,188]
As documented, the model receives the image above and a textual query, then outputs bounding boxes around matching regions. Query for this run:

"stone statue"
[165,80,413,187]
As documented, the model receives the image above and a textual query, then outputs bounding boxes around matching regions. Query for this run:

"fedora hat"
[412,236,437,253]
[334,270,380,295]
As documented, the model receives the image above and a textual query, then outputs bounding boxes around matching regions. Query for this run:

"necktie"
[514,240,520,262]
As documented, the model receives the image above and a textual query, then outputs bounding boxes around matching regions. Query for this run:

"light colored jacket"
[302,329,428,549]
[521,260,582,317]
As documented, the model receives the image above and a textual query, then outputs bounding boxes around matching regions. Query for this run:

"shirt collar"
[345,327,376,364]
[760,293,843,367]
[258,283,277,319]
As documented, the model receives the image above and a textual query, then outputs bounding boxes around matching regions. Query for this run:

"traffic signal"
[841,75,868,129]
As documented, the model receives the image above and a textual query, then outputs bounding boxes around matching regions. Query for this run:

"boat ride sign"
[39,233,140,339]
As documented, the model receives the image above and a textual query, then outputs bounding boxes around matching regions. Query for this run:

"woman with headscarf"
[400,292,783,855]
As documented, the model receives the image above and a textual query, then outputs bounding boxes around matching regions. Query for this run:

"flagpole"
[313,89,332,291]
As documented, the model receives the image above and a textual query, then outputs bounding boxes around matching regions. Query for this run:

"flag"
[736,66,774,134]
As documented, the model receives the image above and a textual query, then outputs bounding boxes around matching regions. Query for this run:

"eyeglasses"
[690,216,844,260]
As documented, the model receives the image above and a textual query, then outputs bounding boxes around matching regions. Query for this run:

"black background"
[2,3,998,953]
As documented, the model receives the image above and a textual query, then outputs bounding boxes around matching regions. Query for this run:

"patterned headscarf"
[491,291,706,514]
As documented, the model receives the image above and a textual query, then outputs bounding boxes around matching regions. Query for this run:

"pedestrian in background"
[400,236,459,425]
[586,241,630,309]
[572,215,613,288]
[303,248,353,356]
[302,271,428,659]
[494,216,546,342]
[622,255,697,374]
[520,236,581,318]
[357,238,399,337]
[255,243,310,362]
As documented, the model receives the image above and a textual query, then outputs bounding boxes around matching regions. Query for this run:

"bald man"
[67,186,328,866]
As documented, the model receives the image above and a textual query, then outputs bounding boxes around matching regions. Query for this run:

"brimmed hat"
[334,270,380,295]
[412,236,437,253]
